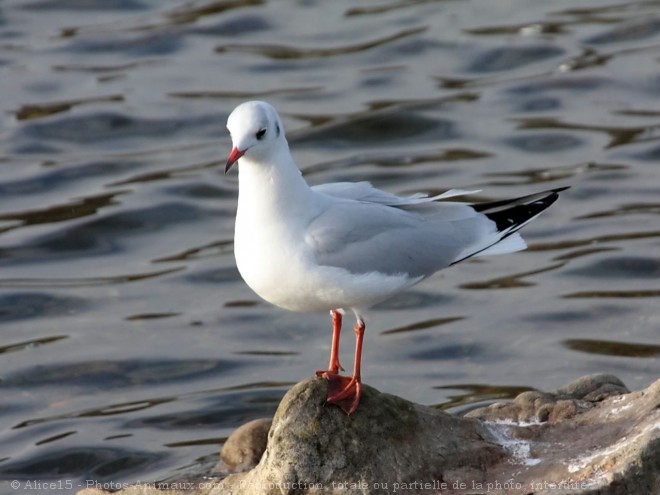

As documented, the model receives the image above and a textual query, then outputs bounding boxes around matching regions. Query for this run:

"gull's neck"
[236,140,323,225]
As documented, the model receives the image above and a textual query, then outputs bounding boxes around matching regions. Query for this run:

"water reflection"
[215,26,427,60]
[0,335,68,355]
[4,359,237,390]
[0,293,86,321]
[0,446,162,483]
[433,384,534,412]
[380,316,465,335]
[562,339,660,358]
[14,95,125,121]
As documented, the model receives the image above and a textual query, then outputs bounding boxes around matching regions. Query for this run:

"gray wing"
[304,198,493,278]
[311,181,479,206]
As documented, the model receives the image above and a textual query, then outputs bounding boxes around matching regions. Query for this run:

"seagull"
[225,100,567,415]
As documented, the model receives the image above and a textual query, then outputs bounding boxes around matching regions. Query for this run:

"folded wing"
[306,186,567,277]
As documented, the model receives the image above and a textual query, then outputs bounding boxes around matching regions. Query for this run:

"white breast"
[234,185,417,313]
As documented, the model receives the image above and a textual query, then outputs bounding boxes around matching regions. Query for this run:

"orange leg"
[319,316,365,415]
[316,310,344,376]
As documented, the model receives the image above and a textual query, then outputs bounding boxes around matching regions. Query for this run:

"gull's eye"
[256,128,267,140]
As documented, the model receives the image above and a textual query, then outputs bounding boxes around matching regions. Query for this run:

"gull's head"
[225,101,285,173]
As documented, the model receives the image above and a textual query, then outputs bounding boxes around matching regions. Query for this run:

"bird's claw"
[318,373,362,415]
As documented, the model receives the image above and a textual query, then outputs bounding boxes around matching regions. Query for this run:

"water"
[0,0,658,491]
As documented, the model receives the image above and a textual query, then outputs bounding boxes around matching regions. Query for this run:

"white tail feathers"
[477,233,527,256]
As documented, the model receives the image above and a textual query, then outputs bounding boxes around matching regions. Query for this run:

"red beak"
[225,147,245,174]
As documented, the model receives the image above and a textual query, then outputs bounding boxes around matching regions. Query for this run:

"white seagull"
[225,100,567,414]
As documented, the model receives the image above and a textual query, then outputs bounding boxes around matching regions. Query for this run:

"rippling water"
[0,0,659,491]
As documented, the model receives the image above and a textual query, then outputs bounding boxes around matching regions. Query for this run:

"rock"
[220,378,505,493]
[218,418,272,470]
[465,373,630,424]
[554,373,628,400]
[77,375,660,495]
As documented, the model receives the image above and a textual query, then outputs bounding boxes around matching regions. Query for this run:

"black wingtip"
[472,186,569,233]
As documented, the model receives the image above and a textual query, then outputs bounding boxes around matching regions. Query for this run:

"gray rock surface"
[465,373,630,423]
[79,374,659,495]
